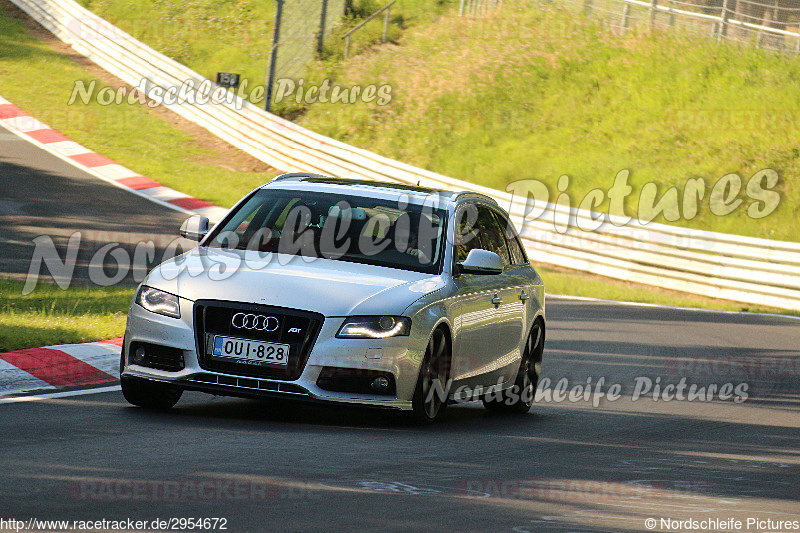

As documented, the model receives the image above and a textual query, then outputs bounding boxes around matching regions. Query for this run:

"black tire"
[483,319,544,414]
[410,328,450,424]
[121,376,183,410]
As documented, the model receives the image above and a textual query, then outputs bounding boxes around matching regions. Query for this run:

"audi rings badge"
[231,313,280,332]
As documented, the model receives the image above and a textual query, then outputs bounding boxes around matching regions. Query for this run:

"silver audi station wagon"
[121,174,545,422]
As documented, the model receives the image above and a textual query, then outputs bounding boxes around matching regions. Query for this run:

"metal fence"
[9,0,800,311]
[579,0,800,51]
[271,0,347,82]
[342,1,394,59]
[460,0,800,51]
[460,0,504,16]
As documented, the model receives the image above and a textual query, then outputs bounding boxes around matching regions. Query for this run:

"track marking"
[548,293,800,321]
[0,385,121,405]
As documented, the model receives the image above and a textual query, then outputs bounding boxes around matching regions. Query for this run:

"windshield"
[205,189,448,274]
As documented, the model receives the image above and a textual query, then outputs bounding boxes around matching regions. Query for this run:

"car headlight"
[135,286,181,318]
[336,316,411,339]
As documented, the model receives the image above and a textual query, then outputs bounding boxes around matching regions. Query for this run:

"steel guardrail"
[10,0,800,310]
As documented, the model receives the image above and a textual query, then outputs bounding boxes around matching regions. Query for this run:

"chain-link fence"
[580,0,800,51]
[271,0,347,82]
[460,0,800,51]
[459,0,503,16]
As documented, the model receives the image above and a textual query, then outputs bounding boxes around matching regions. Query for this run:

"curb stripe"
[69,152,116,168]
[0,104,26,119]
[46,140,93,156]
[0,92,235,392]
[93,164,139,180]
[49,341,122,378]
[0,347,117,388]
[169,197,214,210]
[0,90,231,228]
[1,116,48,132]
[26,128,71,144]
[0,359,52,396]
[116,175,161,190]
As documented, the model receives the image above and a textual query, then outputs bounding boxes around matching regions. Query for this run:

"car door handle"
[519,291,529,301]
[491,295,503,306]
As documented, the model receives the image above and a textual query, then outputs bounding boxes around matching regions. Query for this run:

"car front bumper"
[121,300,424,410]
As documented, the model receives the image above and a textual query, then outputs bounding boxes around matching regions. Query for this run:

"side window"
[479,208,511,266]
[454,204,481,263]
[454,204,513,267]
[493,211,527,265]
[507,236,527,265]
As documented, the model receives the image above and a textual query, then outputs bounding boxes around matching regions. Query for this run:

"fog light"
[371,376,390,392]
[132,346,146,365]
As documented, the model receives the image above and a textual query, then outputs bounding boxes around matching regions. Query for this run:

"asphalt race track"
[1,124,799,532]
[1,301,799,532]
[0,122,190,286]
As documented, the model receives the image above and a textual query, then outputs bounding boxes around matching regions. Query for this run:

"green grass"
[539,266,797,316]
[297,2,800,241]
[74,0,459,116]
[0,279,133,352]
[75,0,276,76]
[74,0,276,110]
[65,0,800,239]
[1,0,798,351]
[2,264,792,352]
[0,4,276,208]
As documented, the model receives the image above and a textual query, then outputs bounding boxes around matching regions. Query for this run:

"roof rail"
[452,191,499,205]
[270,172,326,182]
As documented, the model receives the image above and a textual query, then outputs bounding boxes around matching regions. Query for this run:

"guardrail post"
[621,3,631,33]
[16,0,800,312]
[668,2,675,27]
[772,0,786,50]
[756,9,772,48]
[265,0,283,112]
[649,0,658,29]
[584,0,593,16]
[459,0,465,16]
[341,0,395,58]
[382,5,390,42]
[318,0,328,54]
[757,9,775,49]
[718,0,729,44]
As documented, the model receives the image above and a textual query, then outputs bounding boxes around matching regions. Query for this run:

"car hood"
[144,247,446,317]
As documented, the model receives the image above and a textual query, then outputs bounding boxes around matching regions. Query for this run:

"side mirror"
[179,215,210,241]
[457,249,503,275]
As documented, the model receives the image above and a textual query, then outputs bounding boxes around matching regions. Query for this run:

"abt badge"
[288,328,302,334]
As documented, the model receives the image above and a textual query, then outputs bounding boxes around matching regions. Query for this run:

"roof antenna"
[417,180,421,186]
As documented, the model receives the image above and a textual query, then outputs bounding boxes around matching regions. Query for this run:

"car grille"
[194,300,323,380]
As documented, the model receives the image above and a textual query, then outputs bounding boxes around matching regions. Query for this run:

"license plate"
[211,335,289,366]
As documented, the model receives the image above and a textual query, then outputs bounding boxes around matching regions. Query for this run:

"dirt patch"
[0,0,279,174]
